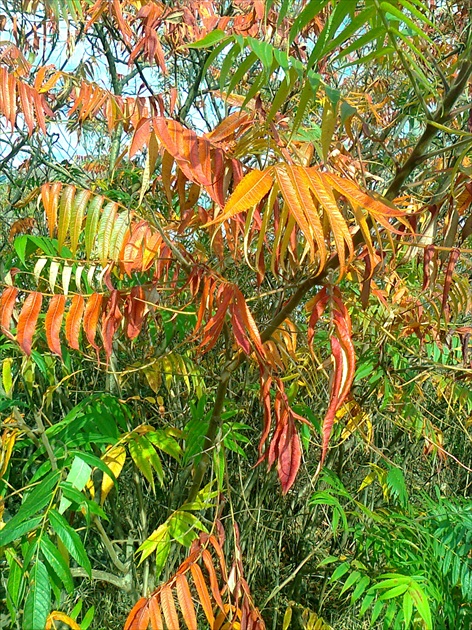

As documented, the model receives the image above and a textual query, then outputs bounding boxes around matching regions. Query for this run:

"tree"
[0,1,471,629]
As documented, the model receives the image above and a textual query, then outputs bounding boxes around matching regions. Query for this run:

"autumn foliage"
[1,1,472,629]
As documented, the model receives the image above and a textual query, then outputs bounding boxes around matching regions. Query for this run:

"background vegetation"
[0,1,471,629]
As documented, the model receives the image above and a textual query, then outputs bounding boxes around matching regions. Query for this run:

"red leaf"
[277,417,301,494]
[0,286,18,339]
[102,290,122,361]
[17,292,43,355]
[200,285,234,353]
[83,293,103,354]
[307,287,329,351]
[320,336,344,466]
[257,372,273,462]
[125,286,146,339]
[423,244,436,291]
[441,247,460,315]
[65,294,85,350]
[231,288,265,359]
[45,294,66,357]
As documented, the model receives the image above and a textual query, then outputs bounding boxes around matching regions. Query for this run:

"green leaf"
[0,516,43,547]
[23,560,51,630]
[128,434,160,491]
[81,606,95,630]
[188,29,228,48]
[168,511,207,547]
[330,562,351,582]
[370,599,385,624]
[137,523,170,571]
[49,509,92,577]
[40,535,74,594]
[359,591,376,616]
[380,1,434,43]
[409,582,433,629]
[147,430,182,462]
[318,555,339,567]
[289,0,330,44]
[380,583,409,599]
[351,575,371,604]
[227,51,257,96]
[386,467,409,507]
[58,455,92,514]
[0,471,60,546]
[5,550,25,619]
[84,194,103,259]
[340,570,361,595]
[322,6,375,56]
[246,37,273,72]
[334,26,385,62]
[403,591,413,628]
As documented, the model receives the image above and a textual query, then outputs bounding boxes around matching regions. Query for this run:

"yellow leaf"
[46,611,81,630]
[205,168,273,225]
[100,443,126,505]
[0,415,19,478]
[306,169,354,278]
[321,98,336,162]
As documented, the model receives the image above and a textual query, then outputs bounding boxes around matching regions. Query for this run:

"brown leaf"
[8,217,35,242]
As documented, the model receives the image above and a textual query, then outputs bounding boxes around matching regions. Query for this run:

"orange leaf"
[0,286,18,339]
[176,574,197,630]
[206,168,273,226]
[149,596,164,630]
[17,292,42,355]
[189,564,215,626]
[124,598,148,630]
[65,294,85,350]
[130,117,153,158]
[18,81,35,135]
[83,293,103,353]
[160,585,180,630]
[201,549,225,612]
[45,294,66,357]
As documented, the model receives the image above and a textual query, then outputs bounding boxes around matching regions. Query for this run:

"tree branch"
[386,56,472,199]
